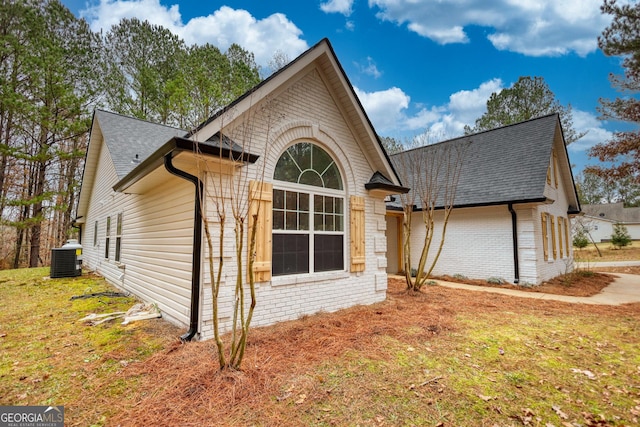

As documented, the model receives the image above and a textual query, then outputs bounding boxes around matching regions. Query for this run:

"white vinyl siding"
[81,135,196,327]
[117,178,195,325]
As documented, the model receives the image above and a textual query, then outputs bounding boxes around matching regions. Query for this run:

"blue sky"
[60,0,631,175]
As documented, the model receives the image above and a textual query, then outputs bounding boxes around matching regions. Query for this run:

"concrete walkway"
[576,260,640,268]
[429,272,640,306]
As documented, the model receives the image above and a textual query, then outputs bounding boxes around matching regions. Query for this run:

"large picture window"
[272,142,344,276]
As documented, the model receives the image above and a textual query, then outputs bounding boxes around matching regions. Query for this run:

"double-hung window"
[272,142,345,276]
[115,213,123,262]
[105,216,111,259]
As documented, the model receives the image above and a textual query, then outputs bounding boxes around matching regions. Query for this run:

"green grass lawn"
[296,312,640,426]
[0,267,179,426]
[574,240,640,262]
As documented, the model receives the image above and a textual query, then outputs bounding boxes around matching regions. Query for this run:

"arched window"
[272,142,345,276]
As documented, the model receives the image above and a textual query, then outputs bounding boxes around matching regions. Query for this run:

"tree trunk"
[28,145,48,268]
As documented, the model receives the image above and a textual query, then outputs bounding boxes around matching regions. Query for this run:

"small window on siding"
[93,221,98,246]
[115,213,123,262]
[105,216,111,259]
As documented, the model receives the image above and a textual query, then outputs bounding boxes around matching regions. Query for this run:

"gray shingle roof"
[582,202,640,223]
[95,110,186,179]
[390,114,561,209]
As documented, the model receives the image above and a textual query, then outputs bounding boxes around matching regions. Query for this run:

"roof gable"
[76,111,185,219]
[390,114,579,210]
[95,110,186,180]
[189,38,404,189]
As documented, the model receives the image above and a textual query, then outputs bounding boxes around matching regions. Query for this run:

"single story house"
[385,114,582,285]
[576,202,640,242]
[75,38,408,341]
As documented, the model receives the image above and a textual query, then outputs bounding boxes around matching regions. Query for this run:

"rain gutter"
[508,203,520,284]
[164,151,203,342]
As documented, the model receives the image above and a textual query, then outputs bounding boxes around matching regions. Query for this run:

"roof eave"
[567,207,581,216]
[410,197,549,212]
[364,181,410,195]
[113,136,259,193]
[75,110,101,219]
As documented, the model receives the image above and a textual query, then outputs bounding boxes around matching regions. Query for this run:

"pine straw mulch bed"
[434,265,640,297]
[431,270,616,297]
[100,275,640,427]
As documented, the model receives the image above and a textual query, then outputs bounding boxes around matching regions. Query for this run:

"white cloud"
[355,79,502,138]
[408,23,468,44]
[446,79,503,126]
[407,78,503,137]
[81,0,308,67]
[356,57,382,78]
[320,0,354,16]
[568,109,613,152]
[368,0,613,57]
[354,86,410,132]
[356,77,613,152]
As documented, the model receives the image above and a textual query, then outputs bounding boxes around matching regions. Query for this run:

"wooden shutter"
[564,217,570,256]
[553,149,559,188]
[541,213,549,261]
[248,180,272,282]
[550,214,557,259]
[350,195,365,272]
[557,216,564,258]
[546,166,551,185]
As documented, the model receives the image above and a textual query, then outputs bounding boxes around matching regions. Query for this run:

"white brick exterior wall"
[81,52,395,341]
[389,142,576,285]
[195,68,388,339]
[406,206,517,282]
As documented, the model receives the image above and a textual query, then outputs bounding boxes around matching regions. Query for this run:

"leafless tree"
[392,134,470,291]
[194,95,282,370]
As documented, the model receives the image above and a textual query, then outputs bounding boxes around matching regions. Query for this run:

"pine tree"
[588,0,640,182]
[611,223,631,249]
[464,76,584,144]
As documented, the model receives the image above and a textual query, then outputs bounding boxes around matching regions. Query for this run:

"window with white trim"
[115,213,123,262]
[105,216,111,259]
[272,142,345,276]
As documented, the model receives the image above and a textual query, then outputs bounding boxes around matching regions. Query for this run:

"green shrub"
[611,223,631,249]
[487,277,506,285]
[573,228,589,249]
[575,269,595,278]
[453,273,468,280]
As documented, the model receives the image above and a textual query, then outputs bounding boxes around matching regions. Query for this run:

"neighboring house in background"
[576,202,640,242]
[75,39,407,341]
[385,114,582,285]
